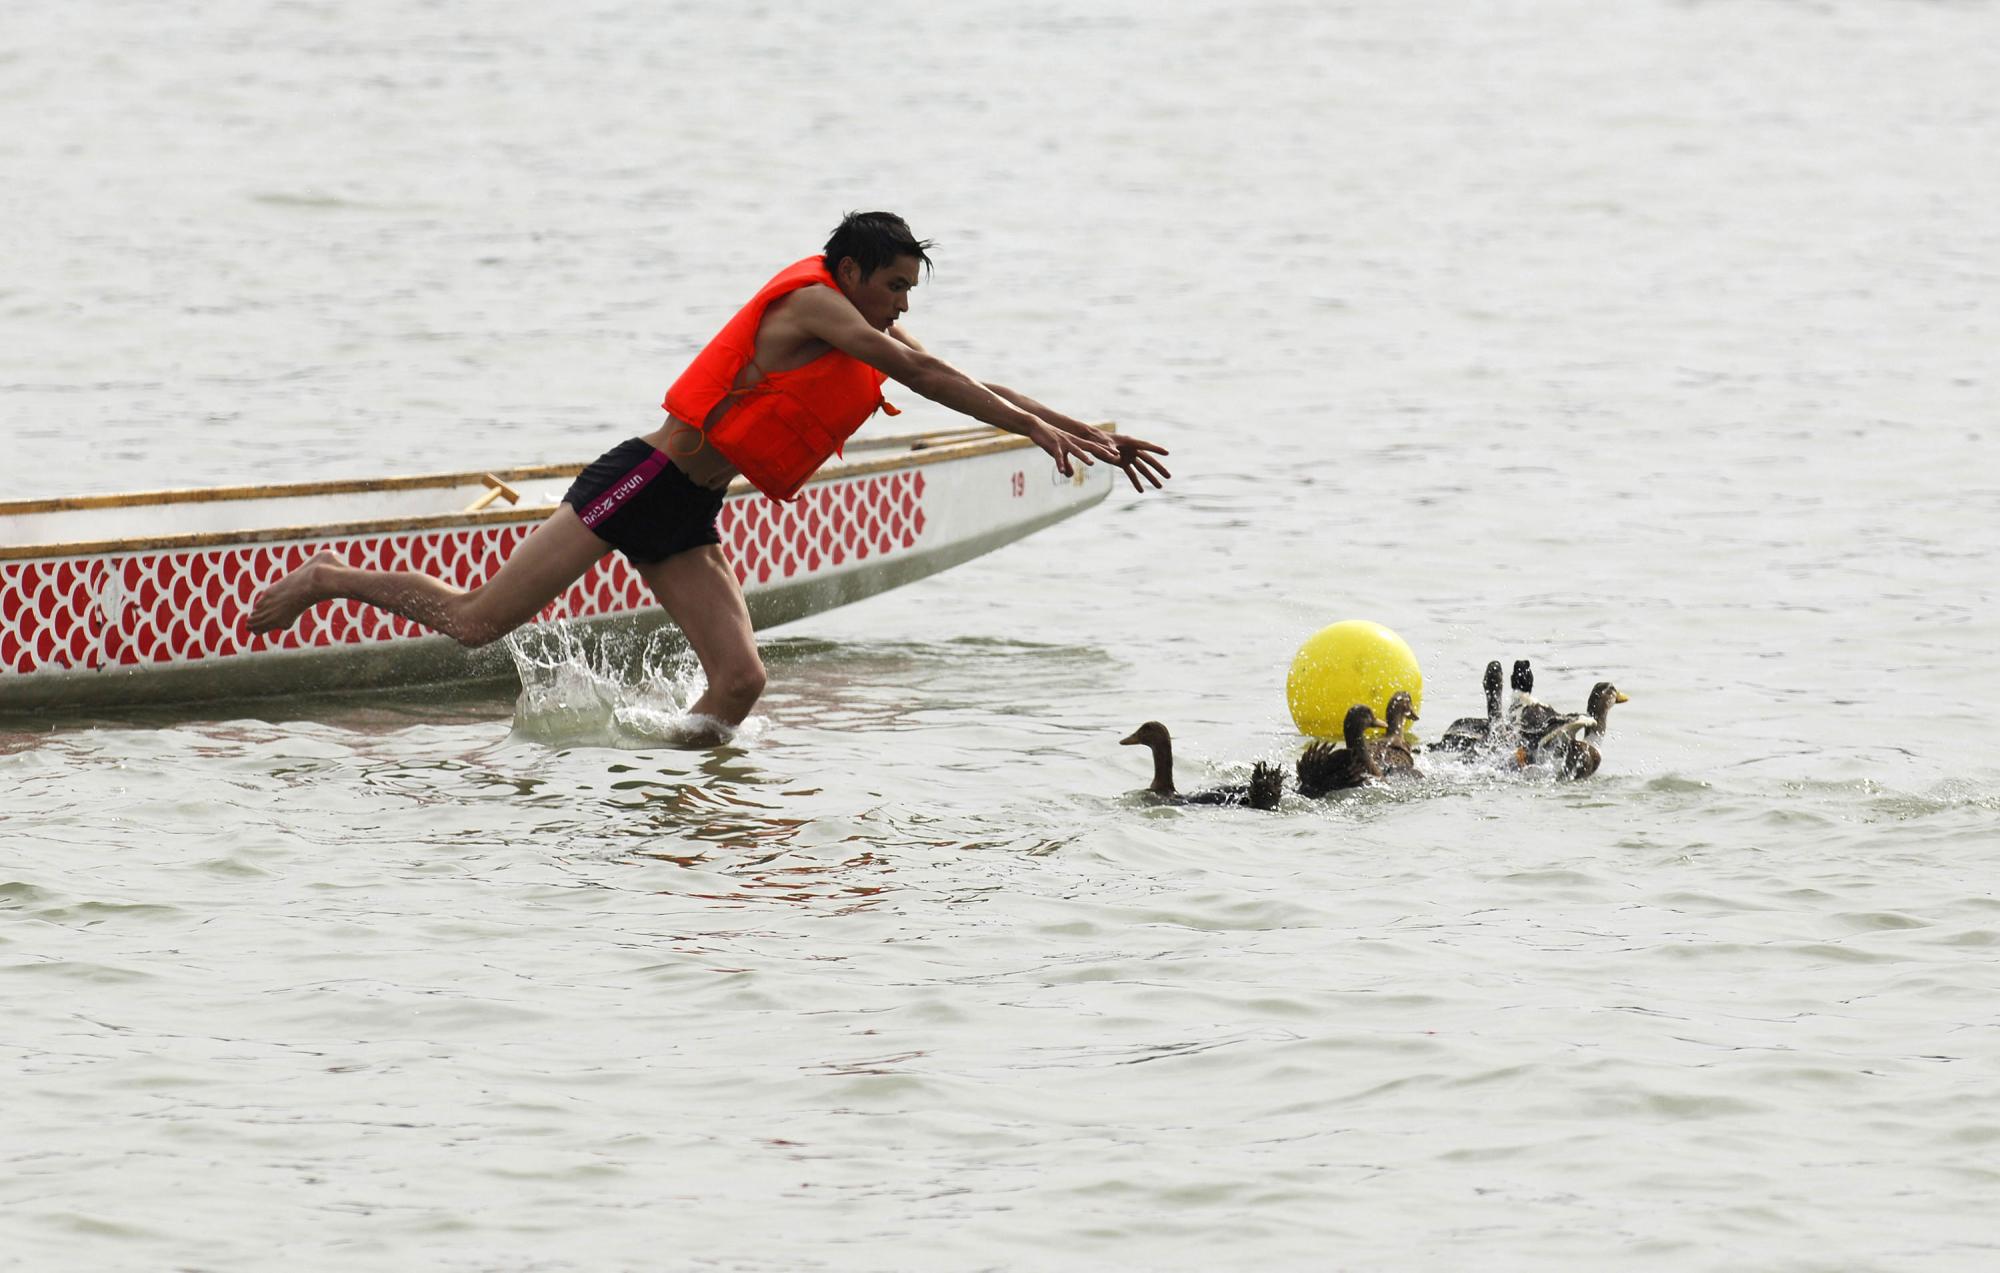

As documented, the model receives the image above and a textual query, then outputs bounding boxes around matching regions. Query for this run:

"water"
[5,1,1999,1268]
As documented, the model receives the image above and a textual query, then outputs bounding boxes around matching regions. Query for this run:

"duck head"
[1382,690,1419,735]
[1120,721,1171,750]
[1482,660,1503,717]
[1587,682,1630,724]
[1341,702,1387,747]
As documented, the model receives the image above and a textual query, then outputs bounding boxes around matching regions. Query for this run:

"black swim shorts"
[563,437,727,564]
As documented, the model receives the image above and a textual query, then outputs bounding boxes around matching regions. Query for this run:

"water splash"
[502,621,759,749]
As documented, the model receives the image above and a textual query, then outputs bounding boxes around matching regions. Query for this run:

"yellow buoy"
[1286,619,1424,740]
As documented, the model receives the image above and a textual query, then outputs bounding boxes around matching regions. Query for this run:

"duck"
[1515,718,1603,780]
[1294,703,1388,797]
[1513,685,1629,779]
[1514,677,1629,747]
[1429,660,1503,755]
[1370,691,1421,778]
[1120,721,1284,810]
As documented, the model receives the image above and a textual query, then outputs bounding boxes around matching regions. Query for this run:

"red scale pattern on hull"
[1,471,925,676]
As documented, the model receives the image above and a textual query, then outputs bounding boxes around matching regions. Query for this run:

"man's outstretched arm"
[787,287,1118,477]
[885,318,1169,493]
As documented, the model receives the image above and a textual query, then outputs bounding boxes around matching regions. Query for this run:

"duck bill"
[1614,692,1630,704]
[1118,732,1142,746]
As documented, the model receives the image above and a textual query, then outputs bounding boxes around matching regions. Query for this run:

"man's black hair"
[823,211,935,280]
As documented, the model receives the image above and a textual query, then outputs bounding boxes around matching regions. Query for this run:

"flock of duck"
[1121,660,1631,811]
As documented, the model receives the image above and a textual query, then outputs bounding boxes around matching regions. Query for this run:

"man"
[247,211,1171,739]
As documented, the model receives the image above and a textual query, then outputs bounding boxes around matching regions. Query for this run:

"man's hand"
[1027,418,1120,477]
[1098,431,1172,493]
[1059,421,1172,493]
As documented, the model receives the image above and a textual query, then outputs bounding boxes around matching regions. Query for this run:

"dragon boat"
[0,427,1109,711]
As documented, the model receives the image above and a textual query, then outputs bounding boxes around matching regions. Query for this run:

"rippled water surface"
[5,2,1999,1269]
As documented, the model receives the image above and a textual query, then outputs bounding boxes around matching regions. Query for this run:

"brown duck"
[1294,703,1388,797]
[1514,685,1629,779]
[1370,691,1421,778]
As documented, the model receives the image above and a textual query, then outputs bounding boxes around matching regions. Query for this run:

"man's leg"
[635,545,765,728]
[247,505,611,646]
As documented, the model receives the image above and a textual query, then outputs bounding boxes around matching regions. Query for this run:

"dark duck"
[1294,703,1389,797]
[1121,721,1283,810]
[1370,691,1421,778]
[1429,660,1503,755]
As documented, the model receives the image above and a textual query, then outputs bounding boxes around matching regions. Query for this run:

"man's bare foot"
[246,552,343,634]
[669,713,738,749]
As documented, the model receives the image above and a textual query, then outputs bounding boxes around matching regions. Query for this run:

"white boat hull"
[0,432,1109,710]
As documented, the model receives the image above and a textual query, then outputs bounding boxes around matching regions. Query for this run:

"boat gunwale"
[1,430,1030,562]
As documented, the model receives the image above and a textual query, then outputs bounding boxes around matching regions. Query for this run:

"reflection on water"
[0,677,520,738]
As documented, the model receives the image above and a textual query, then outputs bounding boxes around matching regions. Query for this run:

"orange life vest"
[663,256,898,502]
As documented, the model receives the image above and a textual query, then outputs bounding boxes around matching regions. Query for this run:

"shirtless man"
[246,211,1171,739]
